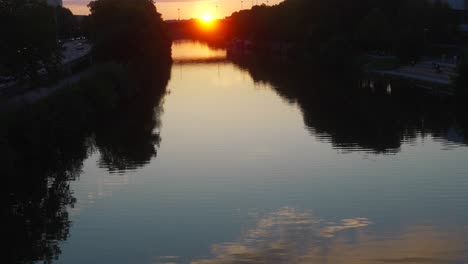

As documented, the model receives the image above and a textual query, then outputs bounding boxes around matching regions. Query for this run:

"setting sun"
[200,13,214,23]
[197,11,217,31]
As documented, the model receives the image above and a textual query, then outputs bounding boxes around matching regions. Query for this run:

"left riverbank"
[0,64,96,113]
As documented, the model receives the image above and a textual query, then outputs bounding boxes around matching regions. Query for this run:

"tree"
[356,8,392,52]
[87,0,171,63]
[226,0,460,65]
[0,0,61,82]
[56,6,79,39]
[455,54,468,97]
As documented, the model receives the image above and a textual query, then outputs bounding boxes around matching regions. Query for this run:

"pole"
[241,1,243,9]
[178,8,180,20]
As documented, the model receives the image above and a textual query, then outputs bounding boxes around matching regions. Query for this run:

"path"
[371,59,457,86]
[0,66,98,113]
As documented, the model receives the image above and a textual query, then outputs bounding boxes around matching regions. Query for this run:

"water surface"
[17,40,468,263]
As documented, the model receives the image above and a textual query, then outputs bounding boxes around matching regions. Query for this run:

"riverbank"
[368,58,456,84]
[227,39,460,92]
[0,38,94,112]
[0,66,99,113]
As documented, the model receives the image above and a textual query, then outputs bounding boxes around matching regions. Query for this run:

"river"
[12,40,468,263]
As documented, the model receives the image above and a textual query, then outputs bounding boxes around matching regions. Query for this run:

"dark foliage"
[456,54,468,96]
[86,0,171,63]
[0,0,61,81]
[56,6,80,39]
[226,0,459,64]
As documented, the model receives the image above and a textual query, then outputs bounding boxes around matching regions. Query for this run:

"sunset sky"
[64,0,284,20]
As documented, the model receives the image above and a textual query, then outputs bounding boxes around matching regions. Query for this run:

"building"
[46,0,63,7]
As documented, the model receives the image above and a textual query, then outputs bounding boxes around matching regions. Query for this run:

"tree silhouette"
[0,0,61,82]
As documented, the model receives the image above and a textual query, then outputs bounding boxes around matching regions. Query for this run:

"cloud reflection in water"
[183,208,467,264]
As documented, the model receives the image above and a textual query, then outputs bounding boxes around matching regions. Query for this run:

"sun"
[201,13,214,23]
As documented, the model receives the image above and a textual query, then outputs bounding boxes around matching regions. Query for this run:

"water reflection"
[229,56,468,153]
[172,40,226,63]
[4,40,468,264]
[95,98,164,173]
[2,112,89,263]
[1,63,171,263]
[193,208,467,264]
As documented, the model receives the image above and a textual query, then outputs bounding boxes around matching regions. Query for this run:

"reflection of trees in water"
[3,119,89,263]
[1,64,171,263]
[95,105,163,173]
[95,67,170,173]
[230,56,467,153]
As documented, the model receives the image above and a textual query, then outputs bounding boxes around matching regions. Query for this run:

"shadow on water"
[0,62,171,263]
[229,56,468,154]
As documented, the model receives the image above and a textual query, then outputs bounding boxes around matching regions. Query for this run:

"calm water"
[16,41,468,263]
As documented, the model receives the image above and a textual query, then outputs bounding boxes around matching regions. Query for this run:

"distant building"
[46,0,63,7]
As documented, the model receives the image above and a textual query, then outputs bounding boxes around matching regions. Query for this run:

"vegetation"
[226,0,459,66]
[0,0,61,81]
[56,6,80,39]
[455,54,468,96]
[86,0,171,63]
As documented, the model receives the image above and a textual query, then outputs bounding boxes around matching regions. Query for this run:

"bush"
[455,54,468,97]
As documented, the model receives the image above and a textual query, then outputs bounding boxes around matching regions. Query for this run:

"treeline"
[0,0,172,83]
[84,0,171,63]
[1,0,60,81]
[226,0,459,65]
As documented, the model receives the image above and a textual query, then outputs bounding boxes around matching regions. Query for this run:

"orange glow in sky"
[63,0,284,20]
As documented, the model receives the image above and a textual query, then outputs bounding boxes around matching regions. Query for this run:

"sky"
[64,0,284,20]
